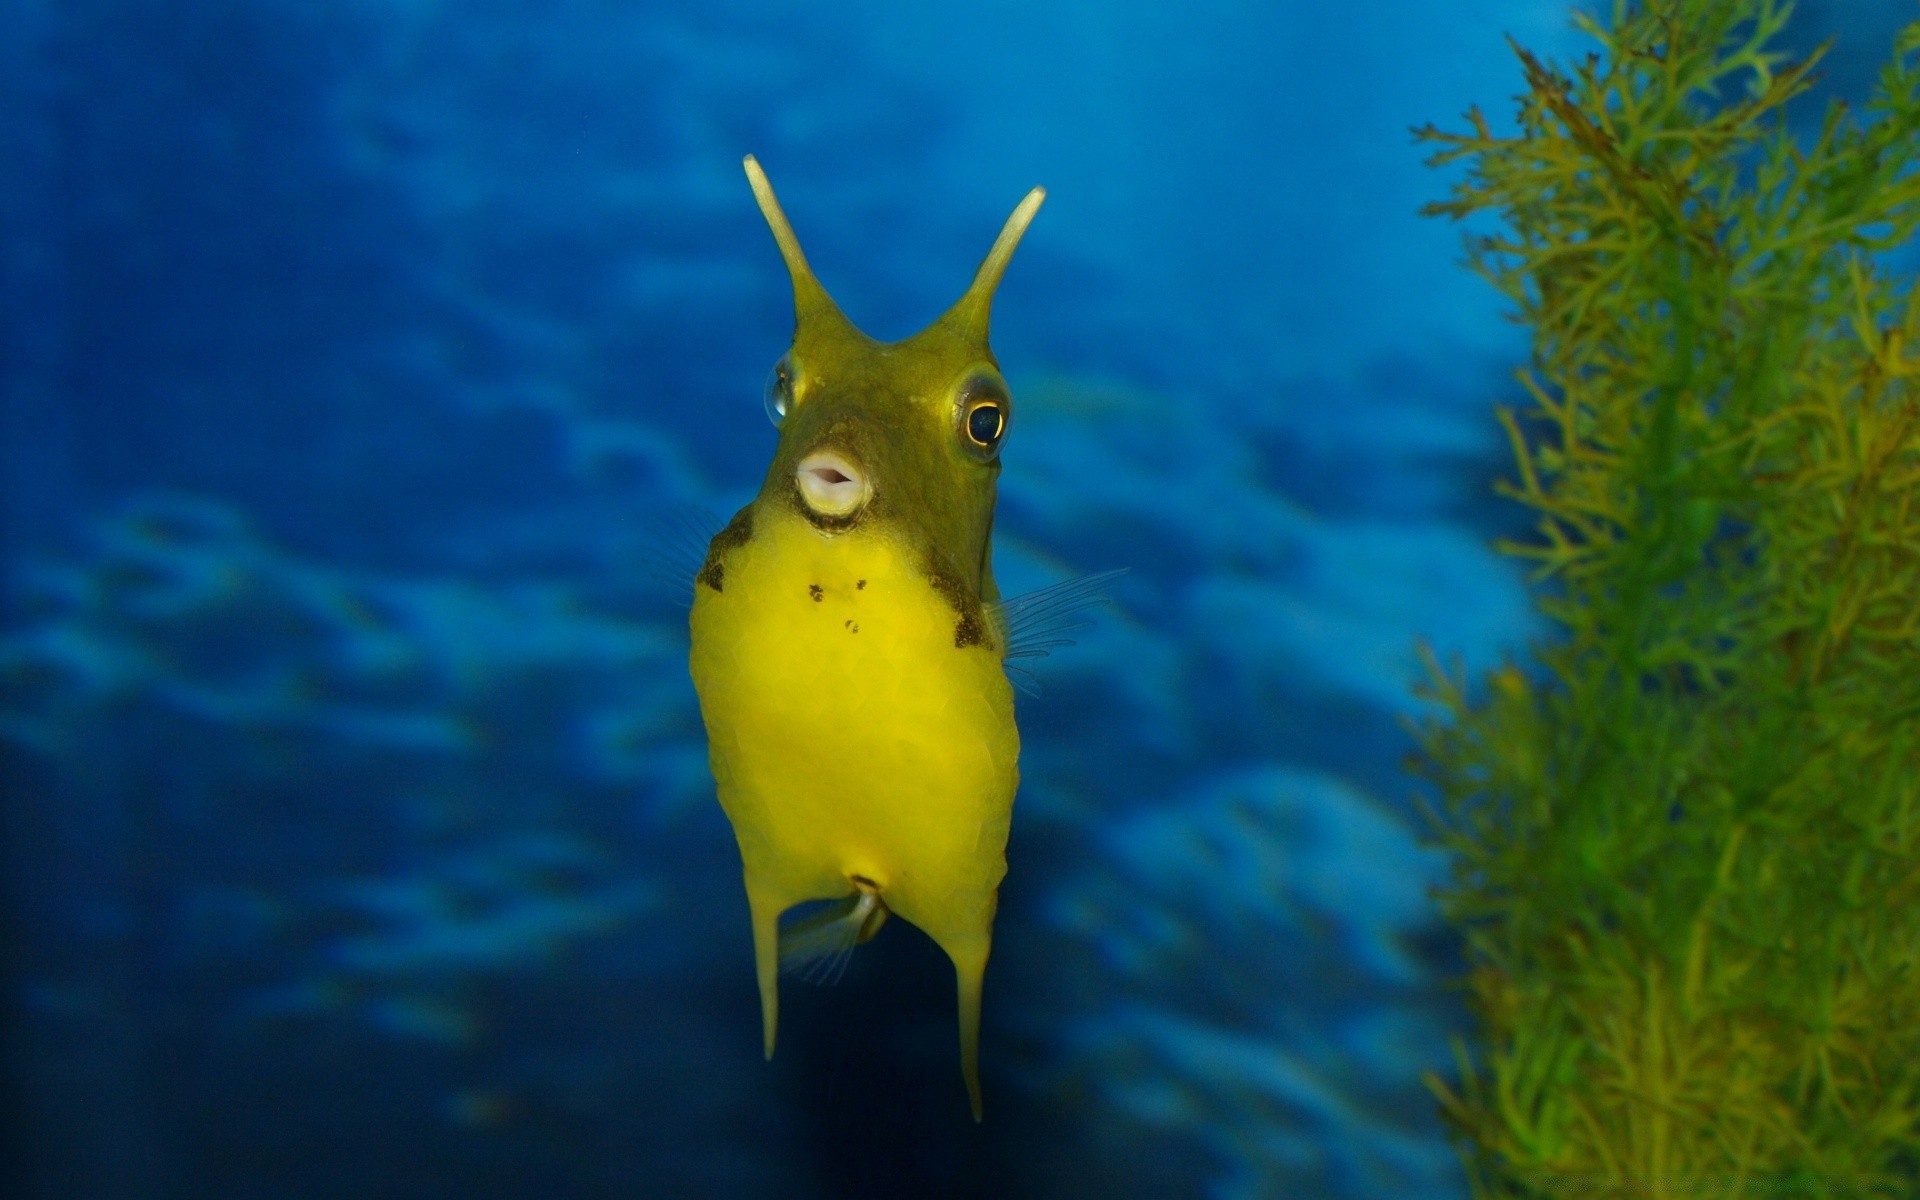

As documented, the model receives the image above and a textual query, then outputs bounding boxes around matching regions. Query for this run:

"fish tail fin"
[778,881,888,987]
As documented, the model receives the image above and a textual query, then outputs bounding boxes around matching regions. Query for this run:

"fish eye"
[967,402,1005,446]
[764,356,795,426]
[956,374,1010,460]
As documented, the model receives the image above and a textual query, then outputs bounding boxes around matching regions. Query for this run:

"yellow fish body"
[689,157,1043,1120]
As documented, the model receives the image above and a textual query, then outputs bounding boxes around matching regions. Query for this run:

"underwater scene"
[7,1,1920,1197]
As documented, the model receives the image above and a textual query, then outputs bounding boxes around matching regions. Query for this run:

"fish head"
[742,156,1043,586]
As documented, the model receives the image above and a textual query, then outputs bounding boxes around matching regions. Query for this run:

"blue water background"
[0,2,1904,1196]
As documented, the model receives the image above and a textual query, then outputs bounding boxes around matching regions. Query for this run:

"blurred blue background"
[0,1,1906,1196]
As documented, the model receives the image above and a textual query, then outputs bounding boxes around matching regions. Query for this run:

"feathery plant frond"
[1412,2,1920,1196]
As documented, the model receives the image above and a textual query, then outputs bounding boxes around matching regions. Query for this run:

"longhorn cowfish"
[688,156,1113,1120]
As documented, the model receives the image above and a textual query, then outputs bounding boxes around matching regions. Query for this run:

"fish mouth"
[794,449,871,520]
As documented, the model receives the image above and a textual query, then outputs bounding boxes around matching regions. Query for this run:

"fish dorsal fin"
[991,567,1128,696]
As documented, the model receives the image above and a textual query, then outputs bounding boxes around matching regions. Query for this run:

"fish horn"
[926,930,993,1121]
[939,185,1045,345]
[955,941,989,1121]
[744,155,859,338]
[744,875,786,1060]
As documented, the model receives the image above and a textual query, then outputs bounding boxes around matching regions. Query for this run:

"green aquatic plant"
[1412,1,1920,1196]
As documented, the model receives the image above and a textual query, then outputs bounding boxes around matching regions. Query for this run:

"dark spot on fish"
[697,508,754,593]
[844,619,859,633]
[924,558,990,651]
[856,579,866,590]
[809,583,823,602]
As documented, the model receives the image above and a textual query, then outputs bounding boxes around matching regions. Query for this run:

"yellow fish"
[689,155,1046,1121]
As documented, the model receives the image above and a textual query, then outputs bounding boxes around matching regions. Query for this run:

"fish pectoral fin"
[778,891,885,987]
[991,567,1129,696]
[634,502,728,605]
